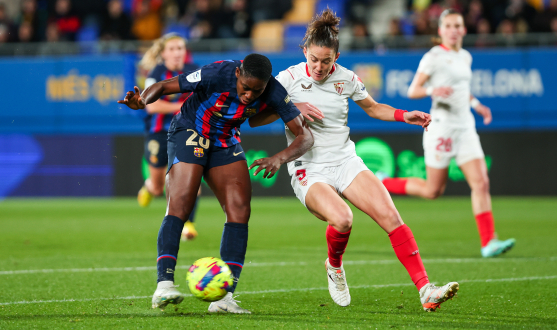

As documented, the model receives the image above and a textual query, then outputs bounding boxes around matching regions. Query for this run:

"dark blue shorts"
[144,132,168,168]
[167,126,246,173]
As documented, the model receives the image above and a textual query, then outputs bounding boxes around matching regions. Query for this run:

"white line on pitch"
[1,256,555,276]
[0,275,556,306]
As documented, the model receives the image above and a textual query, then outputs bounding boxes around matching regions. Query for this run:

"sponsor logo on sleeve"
[186,70,201,83]
[284,95,290,104]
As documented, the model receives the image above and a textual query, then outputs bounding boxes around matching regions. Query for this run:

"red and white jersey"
[275,62,368,174]
[417,45,475,128]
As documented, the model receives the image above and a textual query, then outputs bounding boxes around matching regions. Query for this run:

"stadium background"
[0,0,556,199]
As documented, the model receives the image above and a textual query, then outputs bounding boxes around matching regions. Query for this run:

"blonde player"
[381,9,515,258]
[249,9,458,312]
[137,33,200,240]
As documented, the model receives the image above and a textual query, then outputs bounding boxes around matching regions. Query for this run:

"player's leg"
[181,186,201,241]
[342,170,458,311]
[153,162,204,310]
[303,177,353,307]
[459,158,515,257]
[383,125,451,199]
[203,159,252,314]
[139,133,167,207]
[404,167,449,199]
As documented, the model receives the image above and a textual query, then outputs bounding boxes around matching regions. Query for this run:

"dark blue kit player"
[118,54,313,313]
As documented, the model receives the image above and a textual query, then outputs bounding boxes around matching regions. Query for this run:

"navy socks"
[220,222,249,293]
[157,215,184,282]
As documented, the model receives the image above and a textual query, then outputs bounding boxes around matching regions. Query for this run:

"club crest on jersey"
[334,82,345,95]
[296,169,308,186]
[245,108,256,117]
[194,148,204,158]
[301,83,312,91]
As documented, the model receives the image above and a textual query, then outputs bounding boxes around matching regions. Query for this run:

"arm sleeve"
[416,52,436,76]
[178,65,210,93]
[267,77,300,124]
[275,69,294,92]
[350,74,369,101]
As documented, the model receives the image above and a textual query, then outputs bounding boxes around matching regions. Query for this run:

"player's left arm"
[470,94,492,125]
[355,95,432,130]
[248,115,313,178]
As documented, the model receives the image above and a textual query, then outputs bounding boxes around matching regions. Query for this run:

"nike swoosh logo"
[233,151,243,156]
[216,104,229,108]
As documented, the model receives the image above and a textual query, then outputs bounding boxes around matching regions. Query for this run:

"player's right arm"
[117,77,181,110]
[407,51,453,99]
[118,67,205,110]
[407,72,453,99]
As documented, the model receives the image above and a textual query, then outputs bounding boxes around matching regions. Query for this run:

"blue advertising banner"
[0,49,554,135]
[0,55,139,134]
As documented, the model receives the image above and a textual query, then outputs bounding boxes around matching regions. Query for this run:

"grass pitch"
[0,196,556,329]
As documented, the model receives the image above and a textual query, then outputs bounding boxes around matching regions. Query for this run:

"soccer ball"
[186,257,233,302]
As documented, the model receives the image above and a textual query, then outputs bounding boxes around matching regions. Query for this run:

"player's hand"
[404,111,432,131]
[432,86,453,98]
[249,156,281,179]
[295,102,324,122]
[117,86,146,110]
[474,103,492,125]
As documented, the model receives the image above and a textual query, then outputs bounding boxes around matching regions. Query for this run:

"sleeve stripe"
[286,69,294,80]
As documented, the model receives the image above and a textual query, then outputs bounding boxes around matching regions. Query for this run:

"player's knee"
[424,187,444,200]
[472,177,490,194]
[226,203,251,224]
[329,207,353,231]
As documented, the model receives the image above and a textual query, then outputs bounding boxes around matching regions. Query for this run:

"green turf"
[0,197,556,329]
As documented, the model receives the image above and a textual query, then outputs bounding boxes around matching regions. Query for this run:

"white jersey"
[275,62,369,175]
[417,45,475,128]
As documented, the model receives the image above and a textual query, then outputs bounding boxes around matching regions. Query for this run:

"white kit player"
[381,9,515,258]
[249,9,459,312]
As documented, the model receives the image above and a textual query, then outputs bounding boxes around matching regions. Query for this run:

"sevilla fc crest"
[194,147,204,158]
[334,82,345,95]
[296,169,308,186]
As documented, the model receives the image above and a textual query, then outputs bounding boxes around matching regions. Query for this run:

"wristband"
[394,109,408,122]
[470,98,480,109]
[425,86,434,96]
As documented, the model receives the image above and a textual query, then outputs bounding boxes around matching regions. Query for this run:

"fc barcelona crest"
[194,147,204,158]
[245,107,256,117]
[334,82,345,95]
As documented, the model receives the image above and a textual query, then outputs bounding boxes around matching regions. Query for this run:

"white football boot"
[208,292,251,314]
[151,281,185,310]
[325,258,351,307]
[419,282,459,312]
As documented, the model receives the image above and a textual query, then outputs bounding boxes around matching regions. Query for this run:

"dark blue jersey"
[176,60,300,147]
[144,63,199,134]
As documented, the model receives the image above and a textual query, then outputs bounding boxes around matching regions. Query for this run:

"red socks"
[326,225,351,268]
[382,178,408,195]
[389,224,429,291]
[475,211,495,247]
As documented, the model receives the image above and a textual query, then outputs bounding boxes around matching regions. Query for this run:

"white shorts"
[423,124,485,169]
[290,155,370,207]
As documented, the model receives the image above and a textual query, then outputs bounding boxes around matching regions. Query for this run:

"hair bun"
[302,8,341,52]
